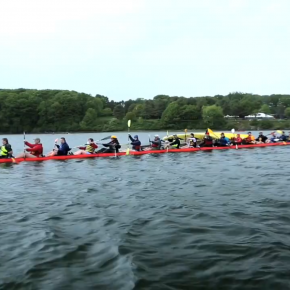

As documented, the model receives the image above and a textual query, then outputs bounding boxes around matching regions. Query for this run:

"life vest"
[151,140,161,149]
[86,144,95,153]
[0,145,8,157]
[133,145,141,151]
[245,135,255,143]
[205,138,213,145]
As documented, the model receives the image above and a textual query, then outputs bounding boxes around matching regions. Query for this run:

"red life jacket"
[134,145,141,150]
[205,139,213,145]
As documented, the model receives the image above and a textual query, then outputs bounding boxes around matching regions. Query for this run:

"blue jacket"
[129,135,141,151]
[279,134,287,141]
[56,142,70,155]
[220,137,230,146]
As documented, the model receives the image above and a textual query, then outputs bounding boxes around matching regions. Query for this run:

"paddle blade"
[128,120,131,128]
[231,128,235,134]
[207,128,214,135]
[207,128,219,139]
[277,130,283,134]
[167,130,169,137]
[101,135,112,141]
[185,129,187,133]
[126,147,130,155]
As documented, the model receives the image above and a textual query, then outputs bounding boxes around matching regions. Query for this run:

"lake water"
[1,131,290,289]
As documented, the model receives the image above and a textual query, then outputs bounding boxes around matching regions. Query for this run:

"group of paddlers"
[0,131,289,159]
[0,136,122,159]
[163,131,290,149]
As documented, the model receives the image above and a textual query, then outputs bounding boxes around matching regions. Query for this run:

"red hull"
[0,142,289,164]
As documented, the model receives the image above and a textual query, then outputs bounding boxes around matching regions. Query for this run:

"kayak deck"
[0,142,289,163]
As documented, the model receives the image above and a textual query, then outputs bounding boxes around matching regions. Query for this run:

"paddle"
[71,135,112,149]
[23,131,26,159]
[126,120,131,155]
[184,128,187,145]
[207,128,220,139]
[231,128,238,149]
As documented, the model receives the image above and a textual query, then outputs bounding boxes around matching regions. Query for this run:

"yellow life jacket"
[0,145,8,156]
[86,144,95,153]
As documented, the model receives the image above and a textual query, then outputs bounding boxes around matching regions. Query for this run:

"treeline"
[1,89,290,133]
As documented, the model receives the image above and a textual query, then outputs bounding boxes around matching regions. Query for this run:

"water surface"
[1,132,290,289]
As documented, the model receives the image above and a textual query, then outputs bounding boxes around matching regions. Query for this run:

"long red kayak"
[0,142,289,164]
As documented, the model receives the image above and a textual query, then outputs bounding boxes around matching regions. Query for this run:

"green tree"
[80,108,98,130]
[202,105,225,128]
[102,107,113,116]
[259,104,271,114]
[113,104,125,120]
[125,111,136,121]
[161,102,181,124]
[284,107,290,118]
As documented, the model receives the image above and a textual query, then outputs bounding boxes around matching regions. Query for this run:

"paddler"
[270,132,278,143]
[278,131,287,141]
[48,137,70,156]
[219,133,231,146]
[150,135,162,150]
[169,134,181,149]
[243,132,255,144]
[73,138,98,155]
[187,133,197,148]
[0,138,13,158]
[255,132,268,143]
[98,136,121,153]
[128,134,141,151]
[199,132,213,147]
[233,134,242,145]
[15,138,43,158]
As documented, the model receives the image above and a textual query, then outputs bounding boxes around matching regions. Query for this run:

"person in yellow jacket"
[0,138,13,158]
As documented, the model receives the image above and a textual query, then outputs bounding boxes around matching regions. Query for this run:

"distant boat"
[244,113,274,119]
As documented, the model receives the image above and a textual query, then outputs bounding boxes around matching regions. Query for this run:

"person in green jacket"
[0,138,13,158]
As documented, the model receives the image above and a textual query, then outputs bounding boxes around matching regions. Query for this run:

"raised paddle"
[231,128,238,149]
[207,128,220,139]
[71,135,112,149]
[126,120,131,155]
[23,131,26,159]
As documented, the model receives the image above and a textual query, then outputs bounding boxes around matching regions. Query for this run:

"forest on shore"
[1,89,290,133]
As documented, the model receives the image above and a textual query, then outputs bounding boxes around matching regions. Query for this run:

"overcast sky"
[0,0,289,101]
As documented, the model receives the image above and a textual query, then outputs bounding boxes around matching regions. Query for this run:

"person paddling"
[0,138,13,158]
[243,132,255,144]
[187,133,197,148]
[98,136,121,153]
[199,132,213,147]
[256,132,267,143]
[278,131,287,141]
[74,138,98,155]
[215,133,230,146]
[16,138,43,158]
[48,137,70,156]
[150,135,162,150]
[233,134,242,145]
[169,134,181,149]
[270,132,278,143]
[128,134,141,151]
